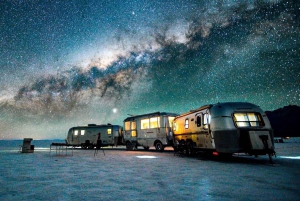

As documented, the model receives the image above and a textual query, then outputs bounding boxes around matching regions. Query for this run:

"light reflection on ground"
[136,155,157,159]
[279,156,300,159]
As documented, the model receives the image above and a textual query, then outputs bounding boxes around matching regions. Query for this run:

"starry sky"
[0,0,299,139]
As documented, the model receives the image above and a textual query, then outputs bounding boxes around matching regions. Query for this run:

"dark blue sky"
[0,0,299,139]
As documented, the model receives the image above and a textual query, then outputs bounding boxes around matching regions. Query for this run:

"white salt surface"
[1,141,300,201]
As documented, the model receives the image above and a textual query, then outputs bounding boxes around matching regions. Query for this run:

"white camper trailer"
[173,102,275,159]
[65,124,123,149]
[123,112,178,151]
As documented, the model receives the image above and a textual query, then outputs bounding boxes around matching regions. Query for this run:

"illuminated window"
[81,130,85,135]
[233,113,264,127]
[185,119,189,129]
[131,121,136,130]
[125,121,130,130]
[141,119,150,129]
[173,122,177,131]
[131,130,136,137]
[203,113,210,124]
[125,121,136,132]
[141,117,160,129]
[168,117,175,127]
[107,129,112,135]
[150,117,160,128]
[203,113,210,129]
[74,130,79,135]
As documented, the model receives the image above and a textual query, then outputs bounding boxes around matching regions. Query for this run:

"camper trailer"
[123,112,178,151]
[66,124,123,149]
[173,102,275,159]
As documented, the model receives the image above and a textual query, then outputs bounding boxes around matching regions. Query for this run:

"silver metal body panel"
[66,125,123,146]
[173,102,275,155]
[123,112,178,148]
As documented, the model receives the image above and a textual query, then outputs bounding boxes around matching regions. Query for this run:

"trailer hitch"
[259,135,276,164]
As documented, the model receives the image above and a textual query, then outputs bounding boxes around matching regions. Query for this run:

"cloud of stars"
[0,0,299,139]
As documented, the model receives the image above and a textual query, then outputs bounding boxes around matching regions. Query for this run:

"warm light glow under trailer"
[123,111,178,151]
[172,102,276,162]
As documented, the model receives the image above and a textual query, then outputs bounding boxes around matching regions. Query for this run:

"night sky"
[0,0,299,139]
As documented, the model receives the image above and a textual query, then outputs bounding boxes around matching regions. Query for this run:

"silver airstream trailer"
[123,112,178,151]
[66,124,123,149]
[173,102,275,160]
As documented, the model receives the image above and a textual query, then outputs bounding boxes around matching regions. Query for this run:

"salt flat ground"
[0,141,300,201]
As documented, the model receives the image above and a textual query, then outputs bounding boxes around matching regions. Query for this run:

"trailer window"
[141,117,160,129]
[74,130,79,135]
[141,119,149,129]
[81,130,85,135]
[203,113,210,129]
[185,119,189,129]
[196,116,201,127]
[131,131,136,137]
[107,129,112,135]
[150,117,159,128]
[131,121,136,130]
[233,113,264,127]
[125,121,130,130]
[168,117,175,127]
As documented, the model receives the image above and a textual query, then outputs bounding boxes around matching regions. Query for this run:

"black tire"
[155,141,164,151]
[186,141,194,156]
[173,146,179,152]
[126,142,132,151]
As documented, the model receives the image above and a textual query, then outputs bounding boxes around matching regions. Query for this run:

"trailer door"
[101,127,113,145]
[166,116,175,141]
[203,112,215,148]
[112,126,121,146]
[141,116,160,141]
[72,129,82,145]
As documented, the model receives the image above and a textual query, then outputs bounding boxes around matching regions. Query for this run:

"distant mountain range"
[265,105,300,138]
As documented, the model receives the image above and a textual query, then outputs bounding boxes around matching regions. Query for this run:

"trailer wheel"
[155,141,164,151]
[126,142,133,151]
[186,141,194,156]
[173,146,179,152]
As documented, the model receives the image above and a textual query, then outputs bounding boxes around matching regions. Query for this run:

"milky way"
[0,0,299,139]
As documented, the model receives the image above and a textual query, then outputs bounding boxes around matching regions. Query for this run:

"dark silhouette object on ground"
[94,133,105,156]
